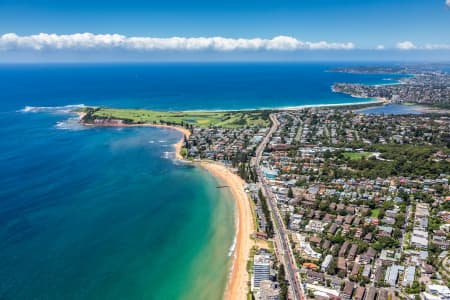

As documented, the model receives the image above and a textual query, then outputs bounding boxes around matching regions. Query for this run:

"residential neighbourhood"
[332,69,450,109]
[184,107,450,300]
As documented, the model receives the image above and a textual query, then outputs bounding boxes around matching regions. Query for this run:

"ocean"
[0,63,399,299]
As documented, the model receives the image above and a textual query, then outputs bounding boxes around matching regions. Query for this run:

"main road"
[253,113,304,300]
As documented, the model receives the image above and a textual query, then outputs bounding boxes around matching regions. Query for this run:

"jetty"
[216,185,229,189]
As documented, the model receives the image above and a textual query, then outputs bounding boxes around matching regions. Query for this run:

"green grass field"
[342,152,373,160]
[370,208,380,218]
[80,107,270,128]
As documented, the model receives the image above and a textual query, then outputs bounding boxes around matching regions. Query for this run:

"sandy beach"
[78,114,254,300]
[168,125,252,299]
[199,162,253,300]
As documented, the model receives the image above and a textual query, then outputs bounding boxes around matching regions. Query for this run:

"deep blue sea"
[0,63,401,299]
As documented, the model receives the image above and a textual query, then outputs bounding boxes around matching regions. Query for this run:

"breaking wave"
[19,104,87,131]
[227,235,237,257]
[55,117,86,131]
[19,104,86,114]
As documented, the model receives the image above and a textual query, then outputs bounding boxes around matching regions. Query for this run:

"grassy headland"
[79,107,271,128]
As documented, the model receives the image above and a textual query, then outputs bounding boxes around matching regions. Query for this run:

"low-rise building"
[341,282,354,300]
[257,280,280,300]
[402,266,415,287]
[321,254,333,272]
[354,286,365,300]
[428,285,450,300]
[384,265,404,287]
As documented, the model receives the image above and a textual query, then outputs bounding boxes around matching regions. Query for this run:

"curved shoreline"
[199,162,252,300]
[75,96,385,299]
[78,116,252,300]
[173,97,385,112]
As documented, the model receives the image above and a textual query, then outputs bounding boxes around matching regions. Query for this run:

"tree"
[284,213,291,228]
[278,264,288,300]
[288,187,294,198]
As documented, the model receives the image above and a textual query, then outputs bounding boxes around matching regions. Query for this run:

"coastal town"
[79,66,450,300]
[4,0,450,299]
[180,106,450,300]
[332,67,450,109]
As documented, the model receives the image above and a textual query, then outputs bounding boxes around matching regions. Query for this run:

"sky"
[0,0,449,62]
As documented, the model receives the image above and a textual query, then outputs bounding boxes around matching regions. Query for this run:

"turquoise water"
[0,63,400,299]
[0,109,235,299]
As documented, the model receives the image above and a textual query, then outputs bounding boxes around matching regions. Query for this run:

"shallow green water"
[0,118,235,300]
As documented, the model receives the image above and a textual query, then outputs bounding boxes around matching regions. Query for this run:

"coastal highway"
[254,113,304,300]
[251,113,279,167]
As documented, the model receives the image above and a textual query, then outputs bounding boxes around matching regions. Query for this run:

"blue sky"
[0,0,449,61]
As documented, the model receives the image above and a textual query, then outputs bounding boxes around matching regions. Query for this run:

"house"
[373,267,383,283]
[363,232,373,242]
[337,257,346,271]
[377,289,388,300]
[362,264,371,278]
[378,226,393,237]
[424,264,436,275]
[341,282,354,300]
[303,262,319,271]
[432,239,450,250]
[310,236,322,245]
[347,244,358,260]
[323,213,334,223]
[339,241,350,257]
[364,286,377,300]
[328,223,338,235]
[360,247,377,264]
[345,215,354,225]
[355,228,363,239]
[306,269,325,283]
[322,239,331,250]
[351,263,361,276]
[354,286,366,300]
[411,229,429,249]
[330,277,343,290]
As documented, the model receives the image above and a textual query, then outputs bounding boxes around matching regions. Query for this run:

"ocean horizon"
[0,63,401,299]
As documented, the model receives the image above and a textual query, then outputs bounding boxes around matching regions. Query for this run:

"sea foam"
[20,104,87,130]
[19,104,86,114]
[55,117,86,131]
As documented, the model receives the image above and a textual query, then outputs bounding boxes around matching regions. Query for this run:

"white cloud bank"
[0,33,356,51]
[396,41,450,50]
[1,33,448,53]
[396,41,416,50]
[447,0,450,7]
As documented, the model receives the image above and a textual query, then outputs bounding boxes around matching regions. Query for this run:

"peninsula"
[78,106,265,300]
[331,66,450,109]
[77,92,450,300]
